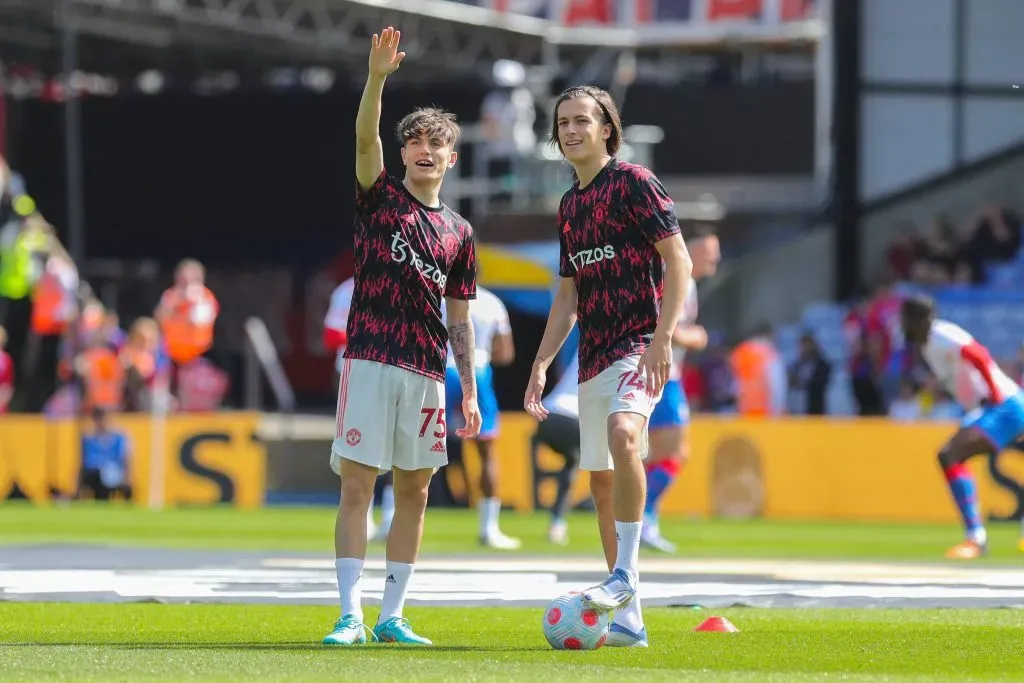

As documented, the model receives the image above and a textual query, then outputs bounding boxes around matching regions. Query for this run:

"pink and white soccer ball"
[542,591,611,650]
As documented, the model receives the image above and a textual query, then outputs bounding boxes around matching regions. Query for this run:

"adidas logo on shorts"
[430,441,446,453]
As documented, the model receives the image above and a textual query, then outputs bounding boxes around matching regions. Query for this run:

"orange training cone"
[694,616,739,633]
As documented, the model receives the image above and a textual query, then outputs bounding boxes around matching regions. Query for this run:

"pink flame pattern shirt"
[344,169,477,381]
[558,159,680,382]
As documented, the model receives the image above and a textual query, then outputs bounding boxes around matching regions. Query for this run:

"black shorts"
[78,468,131,501]
[535,413,581,462]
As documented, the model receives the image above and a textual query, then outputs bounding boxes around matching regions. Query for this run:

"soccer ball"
[542,591,611,650]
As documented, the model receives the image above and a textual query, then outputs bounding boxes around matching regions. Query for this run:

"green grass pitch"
[1,503,1023,681]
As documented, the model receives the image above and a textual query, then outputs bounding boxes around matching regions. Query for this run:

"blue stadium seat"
[801,302,846,329]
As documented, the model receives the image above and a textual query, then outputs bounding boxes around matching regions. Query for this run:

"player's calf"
[607,416,647,524]
[477,441,521,550]
[375,467,433,641]
[336,461,377,558]
[937,431,988,554]
[589,470,616,568]
[328,459,379,643]
[583,414,646,613]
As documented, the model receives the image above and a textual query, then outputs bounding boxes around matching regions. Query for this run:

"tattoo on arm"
[448,321,477,397]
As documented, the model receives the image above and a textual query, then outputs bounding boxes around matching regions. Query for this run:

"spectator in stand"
[898,203,1021,287]
[102,311,126,352]
[842,291,871,345]
[730,324,787,417]
[849,334,884,416]
[960,203,1021,277]
[866,279,901,357]
[74,333,125,415]
[57,299,105,386]
[788,332,831,415]
[917,215,967,284]
[155,259,219,377]
[176,357,229,412]
[865,278,906,405]
[0,326,13,414]
[24,245,79,412]
[120,317,164,412]
[698,335,736,413]
[680,361,706,413]
[888,379,923,421]
[885,223,923,281]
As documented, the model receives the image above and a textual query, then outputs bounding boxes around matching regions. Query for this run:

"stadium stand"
[772,202,1024,417]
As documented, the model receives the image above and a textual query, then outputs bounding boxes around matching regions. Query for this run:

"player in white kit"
[323,277,395,541]
[532,352,582,545]
[642,225,720,552]
[442,285,520,549]
[901,294,1024,559]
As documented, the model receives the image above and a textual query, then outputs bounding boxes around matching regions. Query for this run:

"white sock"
[480,497,501,537]
[969,527,988,546]
[613,594,644,632]
[613,520,642,586]
[335,558,364,621]
[381,486,395,534]
[378,560,414,622]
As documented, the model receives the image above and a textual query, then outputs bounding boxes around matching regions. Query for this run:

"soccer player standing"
[642,225,720,553]
[524,85,692,647]
[323,26,481,647]
[901,294,1024,559]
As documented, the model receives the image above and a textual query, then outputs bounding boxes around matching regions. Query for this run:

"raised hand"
[369,26,406,78]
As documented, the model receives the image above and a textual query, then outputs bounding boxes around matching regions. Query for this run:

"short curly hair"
[395,107,461,148]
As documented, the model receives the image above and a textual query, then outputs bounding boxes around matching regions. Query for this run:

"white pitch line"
[259,557,1024,587]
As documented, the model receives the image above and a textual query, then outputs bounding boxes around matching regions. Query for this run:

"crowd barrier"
[459,414,1024,524]
[0,413,266,508]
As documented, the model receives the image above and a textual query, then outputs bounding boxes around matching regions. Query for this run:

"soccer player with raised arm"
[641,224,720,553]
[323,26,481,647]
[901,294,1024,559]
[524,85,692,647]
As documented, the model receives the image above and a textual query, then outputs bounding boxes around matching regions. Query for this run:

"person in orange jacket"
[729,324,787,417]
[155,258,219,370]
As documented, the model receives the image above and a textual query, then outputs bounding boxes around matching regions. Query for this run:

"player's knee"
[340,477,374,511]
[392,471,431,511]
[938,446,962,470]
[608,421,642,459]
